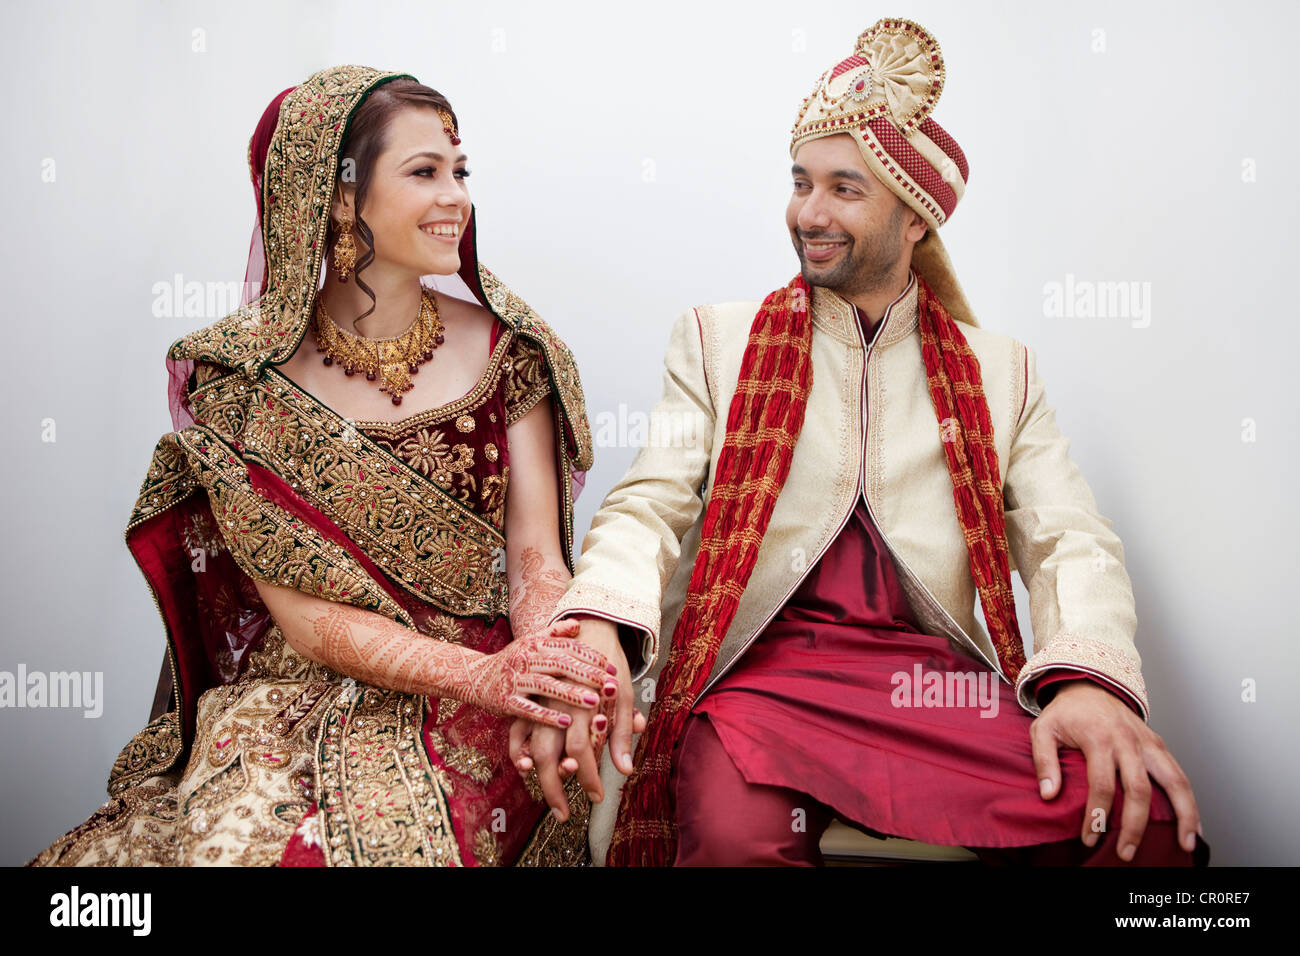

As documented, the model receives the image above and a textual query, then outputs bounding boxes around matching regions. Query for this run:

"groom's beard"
[794,204,907,297]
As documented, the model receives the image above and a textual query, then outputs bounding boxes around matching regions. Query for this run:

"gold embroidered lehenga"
[29,65,596,867]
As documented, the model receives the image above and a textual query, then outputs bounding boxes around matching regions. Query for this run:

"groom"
[528,18,1206,866]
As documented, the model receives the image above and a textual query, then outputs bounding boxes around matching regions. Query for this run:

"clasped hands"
[459,614,640,822]
[504,616,645,821]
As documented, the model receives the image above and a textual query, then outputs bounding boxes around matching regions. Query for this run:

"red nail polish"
[603,683,617,697]
[558,714,572,727]
[593,716,608,731]
[606,664,618,676]
[583,692,599,705]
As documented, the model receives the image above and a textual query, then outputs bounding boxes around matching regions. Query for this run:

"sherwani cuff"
[1014,634,1150,722]
[547,583,659,682]
[1030,668,1144,717]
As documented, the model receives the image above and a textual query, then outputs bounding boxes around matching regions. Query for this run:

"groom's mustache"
[796,230,853,242]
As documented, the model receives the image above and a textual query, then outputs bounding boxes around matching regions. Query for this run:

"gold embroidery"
[108,711,184,798]
[29,784,181,866]
[1017,633,1149,717]
[244,624,340,683]
[184,754,250,824]
[395,427,449,475]
[194,359,227,388]
[212,374,511,618]
[393,429,477,498]
[474,827,503,866]
[317,685,462,866]
[436,697,463,723]
[178,429,419,628]
[476,267,591,469]
[484,442,499,463]
[427,728,495,785]
[481,466,509,529]
[456,414,475,433]
[424,613,467,644]
[503,334,550,426]
[523,770,544,803]
[515,775,590,867]
[125,434,200,533]
[170,658,333,865]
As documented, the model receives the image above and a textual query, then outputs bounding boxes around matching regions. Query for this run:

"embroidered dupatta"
[108,66,595,865]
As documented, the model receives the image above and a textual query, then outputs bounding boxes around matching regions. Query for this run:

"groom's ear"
[907,210,928,244]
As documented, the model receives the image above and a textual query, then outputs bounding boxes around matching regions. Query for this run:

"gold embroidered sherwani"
[548,269,1151,860]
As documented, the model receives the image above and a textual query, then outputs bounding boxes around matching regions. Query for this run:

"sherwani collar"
[810,269,919,349]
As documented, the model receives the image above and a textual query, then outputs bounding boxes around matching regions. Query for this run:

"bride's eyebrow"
[402,151,469,164]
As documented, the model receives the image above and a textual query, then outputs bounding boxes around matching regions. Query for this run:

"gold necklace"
[311,289,445,405]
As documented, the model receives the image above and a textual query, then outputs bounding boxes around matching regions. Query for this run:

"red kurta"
[690,491,1189,850]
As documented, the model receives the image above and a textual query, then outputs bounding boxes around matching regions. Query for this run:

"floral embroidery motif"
[474,827,503,866]
[424,613,468,644]
[107,711,184,798]
[503,333,550,425]
[393,428,477,501]
[481,467,509,529]
[296,811,322,848]
[437,697,464,723]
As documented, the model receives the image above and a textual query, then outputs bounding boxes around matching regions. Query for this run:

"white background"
[1,0,1295,865]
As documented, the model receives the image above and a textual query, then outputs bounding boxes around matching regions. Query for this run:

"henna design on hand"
[461,635,611,721]
[295,603,610,728]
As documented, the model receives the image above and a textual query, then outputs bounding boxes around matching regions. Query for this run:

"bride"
[30,64,615,867]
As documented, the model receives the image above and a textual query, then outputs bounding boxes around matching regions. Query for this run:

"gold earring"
[333,209,357,282]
